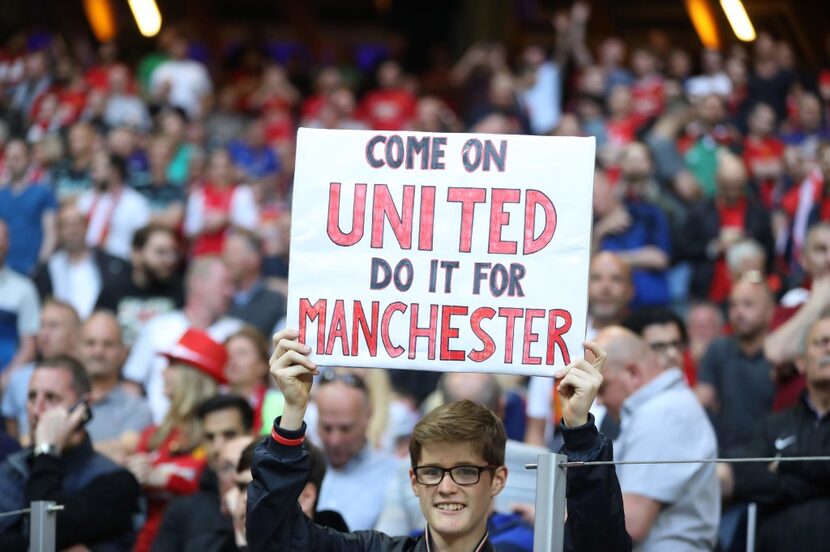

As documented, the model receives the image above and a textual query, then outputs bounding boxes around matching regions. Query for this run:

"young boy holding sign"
[247,329,631,551]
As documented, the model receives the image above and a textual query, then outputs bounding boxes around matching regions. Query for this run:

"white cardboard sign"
[287,128,595,376]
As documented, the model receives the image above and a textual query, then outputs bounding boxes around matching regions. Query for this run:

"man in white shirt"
[150,36,212,120]
[76,152,151,260]
[32,203,130,319]
[123,256,242,422]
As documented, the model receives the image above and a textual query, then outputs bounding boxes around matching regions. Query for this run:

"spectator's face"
[37,305,78,359]
[607,85,632,117]
[631,50,656,77]
[222,235,255,283]
[216,436,253,496]
[799,318,830,390]
[208,151,234,186]
[203,408,246,472]
[5,141,29,180]
[79,315,124,379]
[800,96,822,132]
[701,49,722,74]
[642,323,684,371]
[246,121,266,148]
[195,262,234,317]
[108,65,129,93]
[316,383,370,468]
[27,367,78,437]
[588,255,632,324]
[139,230,179,282]
[728,282,773,340]
[802,227,830,279]
[410,441,506,546]
[686,305,723,344]
[68,125,93,159]
[716,162,746,203]
[225,336,267,388]
[620,144,652,181]
[748,104,775,136]
[598,365,631,420]
[57,205,87,252]
[90,152,112,189]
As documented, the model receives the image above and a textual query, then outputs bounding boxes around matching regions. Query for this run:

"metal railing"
[528,454,830,552]
[0,501,63,552]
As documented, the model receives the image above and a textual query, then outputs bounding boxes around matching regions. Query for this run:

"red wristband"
[271,427,305,447]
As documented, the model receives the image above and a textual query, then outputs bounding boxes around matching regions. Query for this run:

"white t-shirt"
[77,187,151,260]
[123,310,243,422]
[150,59,212,119]
[47,251,101,320]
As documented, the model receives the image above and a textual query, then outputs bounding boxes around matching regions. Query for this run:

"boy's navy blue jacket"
[247,414,632,551]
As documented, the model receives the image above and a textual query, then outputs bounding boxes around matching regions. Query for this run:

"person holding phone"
[0,355,142,550]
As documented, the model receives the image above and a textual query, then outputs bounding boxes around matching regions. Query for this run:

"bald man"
[597,326,718,551]
[80,311,153,462]
[695,278,775,455]
[312,373,398,531]
[525,252,630,446]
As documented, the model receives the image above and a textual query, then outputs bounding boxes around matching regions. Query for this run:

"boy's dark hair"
[410,399,506,468]
[196,394,255,431]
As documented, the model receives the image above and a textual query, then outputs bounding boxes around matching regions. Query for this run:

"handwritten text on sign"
[287,128,595,377]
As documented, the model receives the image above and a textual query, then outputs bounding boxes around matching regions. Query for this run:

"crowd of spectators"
[1,1,830,550]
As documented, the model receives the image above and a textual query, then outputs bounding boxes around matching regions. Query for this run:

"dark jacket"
[0,435,142,551]
[677,197,774,300]
[152,469,235,552]
[247,415,631,552]
[732,393,830,552]
[228,281,287,338]
[32,248,130,300]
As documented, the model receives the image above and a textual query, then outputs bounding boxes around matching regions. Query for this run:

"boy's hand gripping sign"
[287,128,595,377]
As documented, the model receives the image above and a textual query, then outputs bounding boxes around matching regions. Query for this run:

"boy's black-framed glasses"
[413,464,498,486]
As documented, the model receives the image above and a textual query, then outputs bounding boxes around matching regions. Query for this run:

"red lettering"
[298,298,327,352]
[371,184,415,249]
[352,301,379,356]
[440,305,468,361]
[469,307,496,362]
[408,304,438,360]
[327,183,366,246]
[325,299,349,355]
[489,189,520,254]
[524,190,557,254]
[498,307,524,363]
[381,302,407,357]
[418,186,436,251]
[546,309,572,365]
[522,309,545,365]
[447,187,486,253]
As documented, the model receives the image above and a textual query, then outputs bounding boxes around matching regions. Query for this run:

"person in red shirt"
[355,60,417,131]
[125,329,228,552]
[184,148,258,257]
[629,47,664,123]
[743,102,785,209]
[679,152,775,302]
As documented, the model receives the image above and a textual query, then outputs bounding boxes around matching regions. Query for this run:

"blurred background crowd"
[1,0,830,550]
